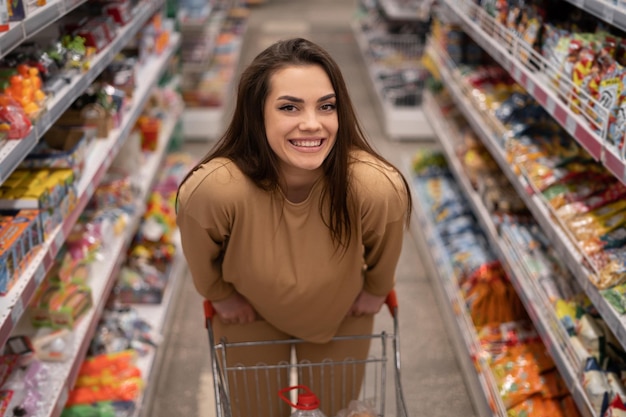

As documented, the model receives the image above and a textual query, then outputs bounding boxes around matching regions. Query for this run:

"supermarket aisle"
[147,1,477,416]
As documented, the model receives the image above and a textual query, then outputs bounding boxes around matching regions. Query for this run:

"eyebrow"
[276,93,336,103]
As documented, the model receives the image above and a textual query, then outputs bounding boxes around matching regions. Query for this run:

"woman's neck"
[280,167,323,203]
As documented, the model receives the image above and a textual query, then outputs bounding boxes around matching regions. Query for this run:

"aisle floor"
[147,1,478,415]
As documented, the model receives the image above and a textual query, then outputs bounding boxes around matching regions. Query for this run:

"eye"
[320,103,336,111]
[279,104,298,112]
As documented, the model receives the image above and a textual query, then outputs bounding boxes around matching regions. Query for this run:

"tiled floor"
[145,1,478,416]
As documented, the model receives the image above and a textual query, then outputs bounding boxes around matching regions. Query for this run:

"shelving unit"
[133,232,186,417]
[0,0,168,184]
[437,0,626,183]
[422,89,597,417]
[182,5,248,141]
[407,161,504,417]
[562,0,626,31]
[0,0,88,60]
[352,20,433,141]
[17,100,182,417]
[424,41,626,355]
[0,33,181,354]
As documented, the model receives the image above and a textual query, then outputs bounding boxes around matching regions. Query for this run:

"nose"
[299,110,322,131]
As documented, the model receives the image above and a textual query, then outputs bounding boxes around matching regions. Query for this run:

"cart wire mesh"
[204,292,409,417]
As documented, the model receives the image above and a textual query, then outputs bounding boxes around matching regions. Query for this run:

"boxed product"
[21,126,95,178]
[0,209,43,294]
[30,280,93,329]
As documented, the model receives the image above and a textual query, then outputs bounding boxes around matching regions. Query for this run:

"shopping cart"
[203,290,409,417]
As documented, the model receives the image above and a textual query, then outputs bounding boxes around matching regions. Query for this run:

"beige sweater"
[176,149,408,343]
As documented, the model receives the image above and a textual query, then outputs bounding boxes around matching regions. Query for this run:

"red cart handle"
[203,289,399,328]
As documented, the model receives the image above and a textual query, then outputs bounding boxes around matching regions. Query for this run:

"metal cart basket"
[203,290,409,417]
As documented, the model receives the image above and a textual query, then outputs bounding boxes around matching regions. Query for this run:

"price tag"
[34,263,46,286]
[512,66,522,83]
[603,5,615,24]
[38,111,51,133]
[565,114,578,137]
[11,298,24,324]
[55,387,69,414]
[526,78,536,95]
[546,96,557,115]
[53,230,65,253]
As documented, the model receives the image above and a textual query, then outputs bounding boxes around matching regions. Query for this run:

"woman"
[176,37,411,417]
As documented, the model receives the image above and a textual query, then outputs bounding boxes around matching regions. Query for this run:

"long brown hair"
[178,38,411,246]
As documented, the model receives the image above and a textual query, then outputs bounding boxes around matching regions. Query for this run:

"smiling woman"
[175,37,412,417]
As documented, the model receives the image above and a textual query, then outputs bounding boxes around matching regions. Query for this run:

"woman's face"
[264,64,338,180]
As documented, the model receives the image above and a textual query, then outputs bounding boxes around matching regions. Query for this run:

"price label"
[513,66,522,83]
[546,96,557,115]
[34,263,46,285]
[11,298,24,324]
[56,387,69,414]
[53,230,65,253]
[526,78,536,95]
[565,114,578,137]
[39,111,51,133]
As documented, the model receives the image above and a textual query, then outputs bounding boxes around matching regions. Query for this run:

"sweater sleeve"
[176,163,237,301]
[359,167,408,297]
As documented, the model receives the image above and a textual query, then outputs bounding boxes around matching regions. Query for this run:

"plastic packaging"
[278,385,327,417]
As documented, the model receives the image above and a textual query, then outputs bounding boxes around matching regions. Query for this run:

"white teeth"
[291,140,321,147]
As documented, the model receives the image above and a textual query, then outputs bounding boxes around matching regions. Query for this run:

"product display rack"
[0,32,181,357]
[181,6,248,141]
[15,100,183,417]
[562,0,626,31]
[407,161,504,417]
[179,0,230,74]
[352,0,433,141]
[133,231,185,417]
[0,0,168,185]
[422,89,597,417]
[437,0,626,183]
[0,0,88,60]
[378,0,430,22]
[425,40,626,358]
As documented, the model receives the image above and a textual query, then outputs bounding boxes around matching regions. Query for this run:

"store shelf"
[133,232,186,417]
[180,9,229,73]
[0,0,167,185]
[28,103,182,417]
[182,21,248,141]
[408,164,504,417]
[351,20,433,141]
[426,41,626,355]
[423,90,596,417]
[0,0,89,61]
[377,0,430,22]
[563,0,626,33]
[0,33,181,352]
[438,0,626,184]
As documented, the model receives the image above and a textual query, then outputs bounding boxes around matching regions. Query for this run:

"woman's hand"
[348,290,386,317]
[213,292,258,324]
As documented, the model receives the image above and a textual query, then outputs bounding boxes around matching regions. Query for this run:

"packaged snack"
[583,357,611,414]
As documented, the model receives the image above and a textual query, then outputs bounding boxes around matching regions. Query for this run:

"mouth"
[289,138,325,148]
